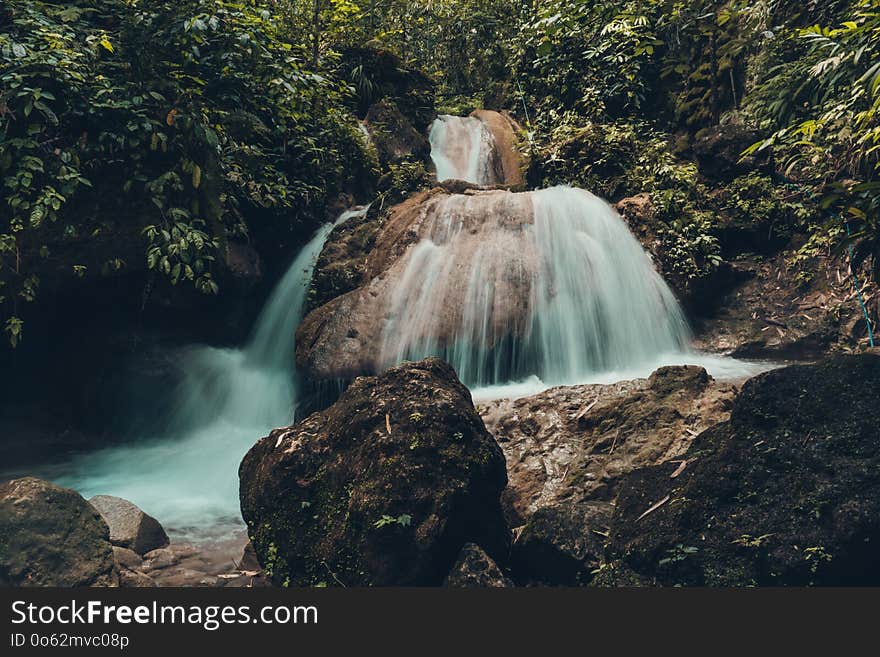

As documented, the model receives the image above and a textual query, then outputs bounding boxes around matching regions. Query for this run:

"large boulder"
[88,495,169,555]
[239,358,510,587]
[296,188,536,381]
[604,354,880,586]
[0,477,118,587]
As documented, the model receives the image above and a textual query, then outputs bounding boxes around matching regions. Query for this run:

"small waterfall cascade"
[53,207,366,537]
[429,115,501,185]
[377,186,691,387]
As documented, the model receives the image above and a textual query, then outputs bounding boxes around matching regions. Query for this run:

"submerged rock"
[89,495,169,555]
[239,358,510,587]
[0,477,118,587]
[604,353,880,586]
[444,543,513,588]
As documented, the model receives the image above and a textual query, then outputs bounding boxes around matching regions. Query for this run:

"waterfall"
[429,115,501,185]
[52,208,365,538]
[377,187,691,388]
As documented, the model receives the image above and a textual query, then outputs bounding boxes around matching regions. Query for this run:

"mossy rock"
[605,353,880,586]
[239,358,510,587]
[0,477,119,587]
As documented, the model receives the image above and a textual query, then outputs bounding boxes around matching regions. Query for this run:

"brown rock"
[112,546,143,570]
[119,567,156,588]
[605,354,880,586]
[89,495,169,555]
[479,366,738,526]
[296,189,537,381]
[239,542,262,572]
[470,109,527,188]
[444,543,513,588]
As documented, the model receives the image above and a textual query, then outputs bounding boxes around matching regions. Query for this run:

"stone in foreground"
[0,477,118,587]
[240,358,510,586]
[444,543,513,588]
[89,495,169,555]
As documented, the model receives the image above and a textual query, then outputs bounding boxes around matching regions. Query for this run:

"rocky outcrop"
[89,495,169,555]
[444,543,513,587]
[602,353,880,586]
[470,110,526,189]
[692,252,877,358]
[0,477,118,587]
[239,358,510,587]
[690,122,770,182]
[296,188,536,380]
[480,366,738,526]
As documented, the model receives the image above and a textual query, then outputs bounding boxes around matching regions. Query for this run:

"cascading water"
[33,112,769,541]
[378,186,692,388]
[49,208,366,539]
[429,115,501,185]
[373,116,770,398]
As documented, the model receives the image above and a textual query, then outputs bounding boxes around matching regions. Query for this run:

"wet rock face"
[89,495,169,555]
[605,354,880,586]
[444,543,513,588]
[0,477,118,587]
[239,358,510,587]
[480,366,737,526]
[469,110,526,189]
[296,189,536,381]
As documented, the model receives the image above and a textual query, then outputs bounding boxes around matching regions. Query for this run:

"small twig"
[637,495,671,522]
[608,430,620,454]
[670,460,688,479]
[322,561,346,588]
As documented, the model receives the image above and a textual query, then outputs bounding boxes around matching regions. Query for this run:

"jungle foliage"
[2,0,879,345]
[0,0,372,345]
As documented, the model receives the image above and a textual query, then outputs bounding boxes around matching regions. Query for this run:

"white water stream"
[51,209,365,539]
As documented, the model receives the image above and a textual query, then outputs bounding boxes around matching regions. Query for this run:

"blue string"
[844,220,876,347]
